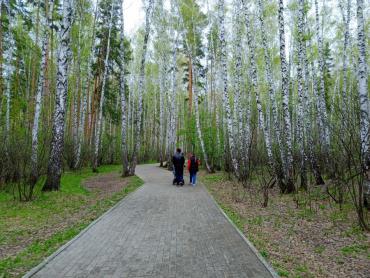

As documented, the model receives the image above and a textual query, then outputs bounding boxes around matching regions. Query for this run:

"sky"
[123,0,144,36]
[122,0,213,36]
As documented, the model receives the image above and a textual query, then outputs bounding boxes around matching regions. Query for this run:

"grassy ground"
[0,165,143,278]
[201,172,370,278]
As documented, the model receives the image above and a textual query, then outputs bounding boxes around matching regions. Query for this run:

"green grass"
[0,165,143,277]
[218,203,245,231]
[314,245,326,255]
[201,172,225,183]
[340,244,369,256]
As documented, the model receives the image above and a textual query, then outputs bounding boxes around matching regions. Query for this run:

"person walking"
[172,148,185,186]
[187,153,200,186]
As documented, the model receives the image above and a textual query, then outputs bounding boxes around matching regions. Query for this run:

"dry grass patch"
[202,173,370,278]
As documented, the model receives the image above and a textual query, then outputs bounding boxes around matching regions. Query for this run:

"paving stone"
[27,164,275,278]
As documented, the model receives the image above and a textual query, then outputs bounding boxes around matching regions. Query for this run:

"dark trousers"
[174,169,184,184]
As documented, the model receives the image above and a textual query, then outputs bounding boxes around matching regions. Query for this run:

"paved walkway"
[26,164,276,278]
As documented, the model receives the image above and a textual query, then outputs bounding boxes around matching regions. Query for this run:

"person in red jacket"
[187,154,200,186]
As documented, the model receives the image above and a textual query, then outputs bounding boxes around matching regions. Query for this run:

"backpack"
[190,157,199,172]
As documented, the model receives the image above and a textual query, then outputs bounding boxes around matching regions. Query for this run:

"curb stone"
[201,182,280,278]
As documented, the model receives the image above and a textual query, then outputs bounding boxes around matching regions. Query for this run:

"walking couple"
[172,148,200,187]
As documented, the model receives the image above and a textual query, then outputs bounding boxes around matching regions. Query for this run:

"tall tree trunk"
[129,0,154,175]
[92,1,114,172]
[242,0,276,183]
[72,22,82,169]
[314,0,330,151]
[296,0,308,190]
[188,57,192,113]
[3,0,14,148]
[31,0,53,182]
[74,0,99,169]
[257,0,286,187]
[305,19,325,186]
[158,62,167,166]
[43,0,74,191]
[232,0,243,165]
[277,0,295,193]
[356,0,370,210]
[218,0,239,176]
[167,1,179,170]
[0,2,4,118]
[339,0,351,113]
[193,67,212,173]
[119,0,129,177]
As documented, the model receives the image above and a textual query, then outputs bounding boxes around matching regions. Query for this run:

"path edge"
[202,183,280,278]
[23,178,145,278]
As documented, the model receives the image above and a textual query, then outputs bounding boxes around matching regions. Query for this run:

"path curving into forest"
[25,164,277,278]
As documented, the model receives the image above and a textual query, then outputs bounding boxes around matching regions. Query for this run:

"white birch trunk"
[356,0,370,208]
[5,75,11,139]
[31,0,53,180]
[339,0,351,112]
[129,0,154,175]
[302,17,325,186]
[258,0,286,180]
[277,0,294,192]
[232,0,243,162]
[193,68,212,173]
[72,24,81,167]
[44,0,74,190]
[218,0,239,176]
[3,0,14,147]
[297,0,307,188]
[92,1,114,172]
[241,0,274,175]
[74,0,96,169]
[314,0,330,150]
[119,0,129,176]
[168,35,178,169]
[159,62,166,166]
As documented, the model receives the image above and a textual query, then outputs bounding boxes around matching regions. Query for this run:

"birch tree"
[296,0,308,189]
[43,0,74,191]
[193,67,212,173]
[277,0,294,193]
[314,0,330,150]
[92,0,114,172]
[241,0,278,185]
[119,0,129,176]
[129,0,154,175]
[257,0,286,185]
[31,0,53,182]
[74,1,100,169]
[218,0,239,176]
[3,0,15,150]
[356,0,370,209]
[339,0,351,113]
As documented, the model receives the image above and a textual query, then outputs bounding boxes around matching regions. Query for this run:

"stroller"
[172,169,184,186]
[171,149,185,186]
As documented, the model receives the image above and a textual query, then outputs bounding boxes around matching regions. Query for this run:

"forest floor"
[201,172,370,278]
[0,166,143,278]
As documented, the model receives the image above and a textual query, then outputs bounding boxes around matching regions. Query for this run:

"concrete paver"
[26,164,276,278]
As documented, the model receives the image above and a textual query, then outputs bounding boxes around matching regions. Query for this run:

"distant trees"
[0,0,368,229]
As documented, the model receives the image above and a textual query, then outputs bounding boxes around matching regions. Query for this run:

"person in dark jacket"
[187,153,200,186]
[172,148,185,186]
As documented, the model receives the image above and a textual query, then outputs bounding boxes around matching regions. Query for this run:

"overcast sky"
[122,0,213,36]
[123,0,144,36]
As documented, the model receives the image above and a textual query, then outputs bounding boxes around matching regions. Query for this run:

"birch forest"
[0,0,369,234]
